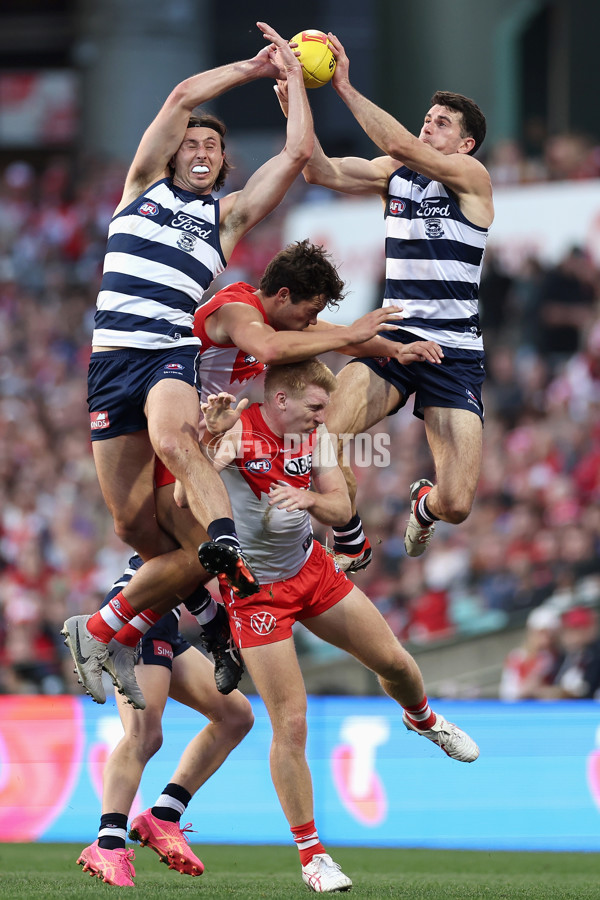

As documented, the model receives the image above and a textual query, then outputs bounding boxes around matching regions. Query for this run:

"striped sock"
[207,518,241,551]
[88,592,138,643]
[98,812,128,850]
[184,584,217,625]
[415,488,438,526]
[152,783,192,823]
[403,697,437,731]
[291,819,326,866]
[332,513,366,555]
[114,609,161,647]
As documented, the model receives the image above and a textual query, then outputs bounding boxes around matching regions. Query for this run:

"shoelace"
[178,823,196,845]
[118,849,135,876]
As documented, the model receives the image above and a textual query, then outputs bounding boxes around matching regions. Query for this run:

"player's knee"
[142,730,164,760]
[225,697,254,743]
[276,710,307,751]
[112,515,157,552]
[377,652,414,686]
[439,499,472,524]
[153,434,182,474]
[126,725,163,763]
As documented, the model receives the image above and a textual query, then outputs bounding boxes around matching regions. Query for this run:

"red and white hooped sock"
[291,819,326,866]
[403,697,437,731]
[88,592,140,643]
[113,609,161,647]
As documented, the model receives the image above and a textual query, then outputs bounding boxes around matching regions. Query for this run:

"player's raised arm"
[118,45,280,211]
[325,31,492,213]
[218,23,314,257]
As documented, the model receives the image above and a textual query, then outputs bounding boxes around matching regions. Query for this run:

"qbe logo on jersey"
[250,611,277,635]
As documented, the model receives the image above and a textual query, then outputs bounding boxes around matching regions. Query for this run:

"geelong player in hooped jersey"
[200,359,480,892]
[278,31,494,566]
[63,22,324,707]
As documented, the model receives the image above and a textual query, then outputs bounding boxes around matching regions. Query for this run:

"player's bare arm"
[218,25,314,258]
[325,32,493,227]
[268,425,350,524]
[273,77,391,198]
[303,139,394,198]
[268,457,351,526]
[214,302,405,365]
[116,40,281,213]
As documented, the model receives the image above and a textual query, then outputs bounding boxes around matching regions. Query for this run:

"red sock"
[114,609,161,646]
[291,819,326,866]
[403,697,437,731]
[87,592,138,643]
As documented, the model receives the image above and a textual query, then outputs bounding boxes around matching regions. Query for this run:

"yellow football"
[290,29,336,89]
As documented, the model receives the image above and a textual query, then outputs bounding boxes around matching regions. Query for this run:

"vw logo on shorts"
[250,611,277,635]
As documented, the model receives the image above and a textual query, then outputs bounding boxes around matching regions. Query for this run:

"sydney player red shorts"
[220,540,353,648]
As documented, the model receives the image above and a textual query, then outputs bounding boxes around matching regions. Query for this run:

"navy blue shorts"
[88,346,200,441]
[352,330,486,422]
[137,611,191,670]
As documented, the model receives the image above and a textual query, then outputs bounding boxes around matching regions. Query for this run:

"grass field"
[0,843,597,899]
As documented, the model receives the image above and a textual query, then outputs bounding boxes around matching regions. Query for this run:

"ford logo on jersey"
[245,458,272,473]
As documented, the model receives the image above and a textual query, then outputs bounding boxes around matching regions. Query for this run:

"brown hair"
[430,91,487,155]
[259,240,346,309]
[263,358,337,400]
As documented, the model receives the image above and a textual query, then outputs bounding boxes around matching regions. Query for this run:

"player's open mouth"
[192,165,210,174]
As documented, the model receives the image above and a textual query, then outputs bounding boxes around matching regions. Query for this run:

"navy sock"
[98,812,128,850]
[152,783,192,823]
[332,513,366,554]
[415,493,439,526]
[207,518,241,550]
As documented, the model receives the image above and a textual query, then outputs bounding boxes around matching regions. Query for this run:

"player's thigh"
[242,638,307,721]
[92,431,157,522]
[169,647,252,723]
[116,662,171,738]
[145,379,202,459]
[424,406,482,503]
[155,483,208,552]
[303,586,404,673]
[325,363,401,438]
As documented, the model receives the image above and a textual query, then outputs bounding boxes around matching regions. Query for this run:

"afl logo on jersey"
[138,201,159,216]
[245,458,272,473]
[244,354,258,364]
[164,363,184,370]
[284,453,312,477]
[389,198,406,215]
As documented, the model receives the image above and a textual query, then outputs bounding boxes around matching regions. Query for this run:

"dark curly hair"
[259,240,346,309]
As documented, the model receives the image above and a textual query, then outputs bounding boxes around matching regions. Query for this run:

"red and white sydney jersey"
[219,403,333,582]
[194,282,268,402]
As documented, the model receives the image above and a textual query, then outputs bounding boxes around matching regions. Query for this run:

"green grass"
[0,843,597,899]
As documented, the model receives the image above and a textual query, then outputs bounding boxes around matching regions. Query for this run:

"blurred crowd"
[1,131,600,697]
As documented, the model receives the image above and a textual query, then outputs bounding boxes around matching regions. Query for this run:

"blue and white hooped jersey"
[383,167,488,351]
[92,178,226,350]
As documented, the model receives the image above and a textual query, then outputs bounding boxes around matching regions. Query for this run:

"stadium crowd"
[1,138,600,696]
